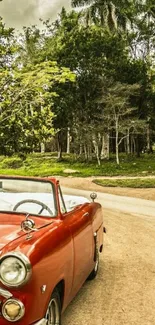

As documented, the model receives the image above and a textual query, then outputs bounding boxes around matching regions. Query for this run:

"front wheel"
[45,288,61,325]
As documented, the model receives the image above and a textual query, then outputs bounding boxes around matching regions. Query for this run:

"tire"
[87,247,99,280]
[45,288,61,325]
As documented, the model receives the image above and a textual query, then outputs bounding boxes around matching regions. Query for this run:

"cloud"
[0,0,71,29]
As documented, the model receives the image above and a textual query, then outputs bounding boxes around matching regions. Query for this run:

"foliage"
[0,20,75,155]
[0,0,155,164]
[1,157,23,169]
[71,0,136,30]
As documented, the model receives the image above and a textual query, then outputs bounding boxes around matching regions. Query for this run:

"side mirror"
[90,192,97,202]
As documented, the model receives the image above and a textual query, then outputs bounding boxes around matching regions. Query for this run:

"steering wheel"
[13,199,53,216]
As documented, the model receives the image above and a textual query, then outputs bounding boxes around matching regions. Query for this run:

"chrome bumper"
[0,287,13,299]
[34,319,47,325]
[0,288,47,325]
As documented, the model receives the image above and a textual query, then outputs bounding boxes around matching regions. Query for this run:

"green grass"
[93,178,155,188]
[0,152,155,178]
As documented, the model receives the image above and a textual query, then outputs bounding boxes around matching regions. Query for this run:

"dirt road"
[62,186,155,217]
[57,176,155,201]
[62,184,155,325]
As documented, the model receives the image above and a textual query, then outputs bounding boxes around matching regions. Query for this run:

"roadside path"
[62,186,155,218]
[57,176,155,201]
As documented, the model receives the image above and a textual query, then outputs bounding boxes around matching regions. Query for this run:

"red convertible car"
[0,175,104,324]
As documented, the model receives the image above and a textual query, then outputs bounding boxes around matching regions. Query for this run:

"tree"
[0,23,75,154]
[100,81,144,164]
[1,1,155,159]
[71,0,135,30]
[0,17,16,67]
[43,9,132,161]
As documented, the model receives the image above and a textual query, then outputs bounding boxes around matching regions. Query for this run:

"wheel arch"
[55,279,65,310]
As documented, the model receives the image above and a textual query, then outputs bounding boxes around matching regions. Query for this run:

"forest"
[0,0,155,165]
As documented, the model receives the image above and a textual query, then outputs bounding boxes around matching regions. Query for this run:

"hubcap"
[46,298,60,325]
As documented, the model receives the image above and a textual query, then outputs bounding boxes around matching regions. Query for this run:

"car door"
[58,188,94,296]
[69,207,94,295]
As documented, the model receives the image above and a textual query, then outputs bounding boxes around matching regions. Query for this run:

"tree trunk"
[66,127,70,154]
[41,143,45,153]
[57,132,62,160]
[130,136,133,154]
[146,123,151,153]
[87,144,92,161]
[101,133,109,159]
[84,144,88,160]
[92,134,101,166]
[116,144,119,165]
[133,137,136,154]
[136,135,140,157]
[115,118,119,165]
[127,128,130,154]
[79,143,83,156]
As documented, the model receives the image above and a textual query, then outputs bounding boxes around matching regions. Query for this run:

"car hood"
[0,213,53,251]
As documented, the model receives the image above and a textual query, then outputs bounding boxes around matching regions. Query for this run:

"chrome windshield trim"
[0,287,13,299]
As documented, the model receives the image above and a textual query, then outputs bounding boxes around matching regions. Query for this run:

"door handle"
[83,212,89,217]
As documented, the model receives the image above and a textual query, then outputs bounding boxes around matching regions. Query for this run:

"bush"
[17,152,27,160]
[0,156,5,162]
[1,157,23,169]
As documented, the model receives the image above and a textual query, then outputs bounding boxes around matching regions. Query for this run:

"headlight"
[0,252,32,287]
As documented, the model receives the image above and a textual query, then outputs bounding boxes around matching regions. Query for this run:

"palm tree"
[71,0,134,31]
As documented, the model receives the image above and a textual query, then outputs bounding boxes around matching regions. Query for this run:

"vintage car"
[0,175,104,324]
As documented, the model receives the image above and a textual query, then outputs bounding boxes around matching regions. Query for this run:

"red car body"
[0,176,104,324]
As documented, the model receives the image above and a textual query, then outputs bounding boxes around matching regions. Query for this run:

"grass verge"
[93,178,155,188]
[0,153,155,178]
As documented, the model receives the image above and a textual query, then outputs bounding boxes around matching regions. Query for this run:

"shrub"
[1,157,23,169]
[0,156,5,162]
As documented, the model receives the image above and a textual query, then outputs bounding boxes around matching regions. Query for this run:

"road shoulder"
[57,176,155,201]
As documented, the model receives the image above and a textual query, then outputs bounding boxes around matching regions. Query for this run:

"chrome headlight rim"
[0,252,32,288]
[2,298,25,322]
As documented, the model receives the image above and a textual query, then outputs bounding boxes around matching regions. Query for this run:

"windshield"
[0,178,57,217]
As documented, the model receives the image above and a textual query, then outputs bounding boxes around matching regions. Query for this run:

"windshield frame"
[0,176,58,218]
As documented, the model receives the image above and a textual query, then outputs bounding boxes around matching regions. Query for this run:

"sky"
[0,0,71,30]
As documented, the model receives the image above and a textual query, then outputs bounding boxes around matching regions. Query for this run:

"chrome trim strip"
[83,212,89,217]
[0,287,13,299]
[34,319,47,325]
